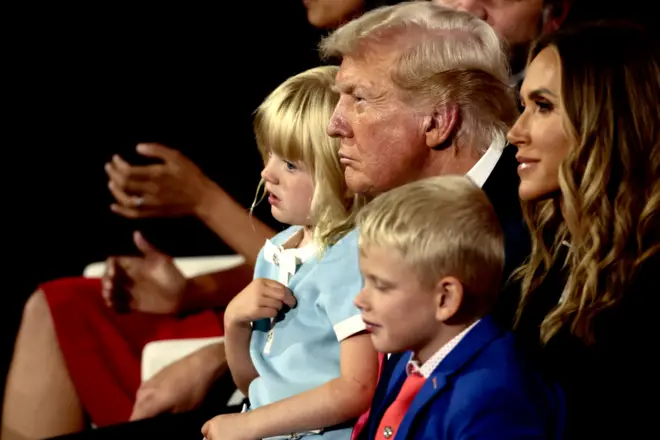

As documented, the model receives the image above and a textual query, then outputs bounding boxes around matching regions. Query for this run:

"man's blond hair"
[320,1,518,153]
[358,175,504,314]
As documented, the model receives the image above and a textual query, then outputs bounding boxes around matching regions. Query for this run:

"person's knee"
[21,289,53,328]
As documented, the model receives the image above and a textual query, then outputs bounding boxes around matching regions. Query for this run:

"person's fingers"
[111,154,164,180]
[262,285,297,309]
[257,296,286,311]
[257,306,279,319]
[136,143,180,161]
[109,257,138,313]
[105,160,160,194]
[201,420,210,438]
[109,203,163,219]
[108,181,151,208]
[133,230,162,256]
[101,258,116,304]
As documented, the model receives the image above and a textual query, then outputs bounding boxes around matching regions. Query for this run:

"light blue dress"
[248,227,364,440]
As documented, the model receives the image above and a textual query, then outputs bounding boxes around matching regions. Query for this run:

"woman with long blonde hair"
[508,21,659,438]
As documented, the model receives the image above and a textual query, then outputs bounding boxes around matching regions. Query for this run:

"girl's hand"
[202,412,256,440]
[224,278,296,328]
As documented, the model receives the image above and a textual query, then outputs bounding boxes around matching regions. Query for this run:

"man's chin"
[344,170,374,197]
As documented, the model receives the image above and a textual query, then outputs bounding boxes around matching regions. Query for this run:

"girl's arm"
[242,332,378,439]
[224,279,296,395]
[224,319,259,396]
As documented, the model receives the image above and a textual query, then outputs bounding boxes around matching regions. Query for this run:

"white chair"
[83,254,246,405]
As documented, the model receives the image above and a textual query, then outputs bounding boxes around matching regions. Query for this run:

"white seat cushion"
[83,254,245,278]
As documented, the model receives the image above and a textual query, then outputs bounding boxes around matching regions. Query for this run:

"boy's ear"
[434,276,463,322]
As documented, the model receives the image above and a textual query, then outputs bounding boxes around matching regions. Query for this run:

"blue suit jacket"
[361,316,565,440]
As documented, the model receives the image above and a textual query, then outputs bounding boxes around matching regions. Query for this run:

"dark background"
[4,1,324,403]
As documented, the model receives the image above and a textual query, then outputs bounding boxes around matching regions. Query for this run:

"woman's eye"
[536,100,554,114]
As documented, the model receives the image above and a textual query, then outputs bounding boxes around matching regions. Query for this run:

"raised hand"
[106,143,215,219]
[102,231,187,314]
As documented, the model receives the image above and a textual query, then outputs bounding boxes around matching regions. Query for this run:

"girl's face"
[261,153,315,226]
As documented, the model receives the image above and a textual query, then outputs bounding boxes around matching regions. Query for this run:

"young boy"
[353,175,565,440]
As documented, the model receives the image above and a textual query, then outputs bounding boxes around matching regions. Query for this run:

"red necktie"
[376,372,426,440]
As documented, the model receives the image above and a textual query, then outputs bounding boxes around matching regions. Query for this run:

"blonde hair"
[358,175,505,315]
[253,65,357,248]
[516,22,660,344]
[320,0,518,153]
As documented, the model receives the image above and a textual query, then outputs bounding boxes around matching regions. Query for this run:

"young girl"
[202,66,378,440]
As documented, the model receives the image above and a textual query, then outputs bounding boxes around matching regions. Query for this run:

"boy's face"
[354,245,441,356]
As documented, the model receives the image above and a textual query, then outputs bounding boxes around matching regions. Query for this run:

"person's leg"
[44,410,211,440]
[2,289,86,439]
[45,402,243,440]
[3,276,226,438]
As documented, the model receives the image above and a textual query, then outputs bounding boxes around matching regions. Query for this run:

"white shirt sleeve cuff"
[333,315,367,341]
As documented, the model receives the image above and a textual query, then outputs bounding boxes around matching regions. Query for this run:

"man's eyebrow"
[332,82,354,94]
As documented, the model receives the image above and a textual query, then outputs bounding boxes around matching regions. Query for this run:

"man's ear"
[424,103,458,150]
[434,276,463,322]
[543,0,572,34]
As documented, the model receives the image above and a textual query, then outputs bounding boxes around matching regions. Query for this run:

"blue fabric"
[249,228,365,440]
[361,316,565,440]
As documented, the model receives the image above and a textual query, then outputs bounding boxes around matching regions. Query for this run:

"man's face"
[327,54,432,197]
[433,0,545,68]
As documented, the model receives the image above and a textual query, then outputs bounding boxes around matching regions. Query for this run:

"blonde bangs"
[253,66,339,168]
[251,66,357,249]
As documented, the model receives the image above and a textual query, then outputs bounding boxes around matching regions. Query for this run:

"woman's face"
[303,0,365,29]
[507,46,571,201]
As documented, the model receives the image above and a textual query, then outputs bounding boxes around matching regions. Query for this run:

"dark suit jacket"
[515,250,659,439]
[480,144,530,329]
[360,316,565,440]
[481,144,528,282]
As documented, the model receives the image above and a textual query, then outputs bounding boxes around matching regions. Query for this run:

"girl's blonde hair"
[515,22,660,345]
[253,65,359,249]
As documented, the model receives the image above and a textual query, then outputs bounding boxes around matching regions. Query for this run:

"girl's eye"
[284,160,297,171]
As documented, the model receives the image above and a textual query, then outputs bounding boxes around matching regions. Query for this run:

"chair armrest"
[141,337,225,382]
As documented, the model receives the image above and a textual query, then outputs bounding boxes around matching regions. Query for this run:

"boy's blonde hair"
[358,175,504,314]
[253,65,357,248]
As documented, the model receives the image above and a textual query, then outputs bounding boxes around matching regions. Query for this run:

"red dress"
[42,276,224,426]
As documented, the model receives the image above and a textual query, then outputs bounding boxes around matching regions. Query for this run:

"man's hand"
[106,142,215,219]
[224,279,297,328]
[130,343,227,421]
[102,231,187,314]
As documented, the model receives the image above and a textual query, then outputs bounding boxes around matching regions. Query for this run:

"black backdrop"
[3,1,324,408]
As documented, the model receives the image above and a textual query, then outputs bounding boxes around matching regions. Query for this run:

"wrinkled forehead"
[334,48,400,94]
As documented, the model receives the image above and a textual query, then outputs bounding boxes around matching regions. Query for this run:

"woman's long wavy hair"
[516,22,660,345]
